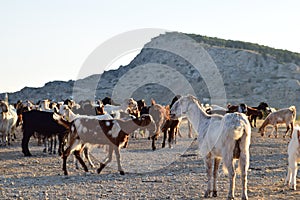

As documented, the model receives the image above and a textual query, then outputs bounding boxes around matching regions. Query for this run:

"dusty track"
[1,120,300,199]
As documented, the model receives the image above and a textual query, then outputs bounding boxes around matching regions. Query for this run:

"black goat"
[21,110,68,156]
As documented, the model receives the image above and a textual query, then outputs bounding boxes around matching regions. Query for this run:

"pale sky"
[1,0,299,93]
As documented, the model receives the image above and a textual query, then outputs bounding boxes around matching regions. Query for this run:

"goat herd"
[0,94,299,199]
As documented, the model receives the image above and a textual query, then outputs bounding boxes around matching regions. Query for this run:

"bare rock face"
[1,32,299,112]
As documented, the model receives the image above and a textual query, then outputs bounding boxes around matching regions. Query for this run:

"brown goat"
[259,106,296,138]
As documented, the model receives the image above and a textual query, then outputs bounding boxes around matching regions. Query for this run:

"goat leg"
[114,146,125,175]
[62,155,68,175]
[21,134,32,156]
[204,153,213,198]
[162,130,167,148]
[152,135,157,151]
[74,150,88,173]
[97,146,113,174]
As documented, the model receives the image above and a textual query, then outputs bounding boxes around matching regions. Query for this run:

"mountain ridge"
[1,32,299,113]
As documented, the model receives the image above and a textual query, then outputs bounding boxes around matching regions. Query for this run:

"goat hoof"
[97,163,106,174]
[212,191,217,197]
[120,171,125,175]
[204,191,211,198]
[152,146,156,151]
[24,153,32,157]
[64,171,68,176]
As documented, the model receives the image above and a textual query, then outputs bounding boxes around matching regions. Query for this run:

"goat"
[0,101,18,145]
[59,104,113,168]
[36,99,60,154]
[15,100,31,127]
[259,106,296,138]
[205,104,227,116]
[227,103,263,128]
[246,106,263,128]
[137,99,147,112]
[103,98,138,119]
[72,100,98,116]
[54,113,156,175]
[63,99,80,110]
[161,117,180,148]
[227,103,248,114]
[162,95,183,149]
[21,110,69,156]
[285,126,300,190]
[253,102,270,117]
[38,99,51,111]
[170,95,251,199]
[149,99,169,151]
[102,96,117,105]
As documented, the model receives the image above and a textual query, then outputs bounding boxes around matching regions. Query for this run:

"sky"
[1,0,299,93]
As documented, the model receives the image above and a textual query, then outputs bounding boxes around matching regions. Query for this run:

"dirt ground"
[1,120,300,200]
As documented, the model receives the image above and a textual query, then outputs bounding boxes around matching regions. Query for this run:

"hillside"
[2,32,300,112]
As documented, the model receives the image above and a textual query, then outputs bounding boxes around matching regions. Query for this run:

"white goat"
[104,98,138,119]
[170,95,251,200]
[0,101,18,145]
[39,99,51,111]
[285,126,300,190]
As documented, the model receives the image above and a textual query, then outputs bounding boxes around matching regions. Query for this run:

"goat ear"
[2,103,8,113]
[151,99,156,106]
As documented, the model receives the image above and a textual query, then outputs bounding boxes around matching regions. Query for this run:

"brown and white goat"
[54,114,156,175]
[259,106,296,138]
[285,126,300,190]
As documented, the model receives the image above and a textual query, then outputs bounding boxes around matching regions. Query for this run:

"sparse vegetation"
[186,33,300,65]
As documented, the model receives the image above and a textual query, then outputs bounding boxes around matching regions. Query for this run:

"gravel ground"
[1,120,300,200]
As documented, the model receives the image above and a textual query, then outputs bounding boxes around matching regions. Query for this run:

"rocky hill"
[2,32,300,112]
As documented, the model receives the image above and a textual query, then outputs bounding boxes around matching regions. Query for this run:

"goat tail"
[289,106,297,120]
[222,114,251,175]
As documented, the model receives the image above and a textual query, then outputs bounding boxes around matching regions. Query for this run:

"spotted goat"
[54,113,156,175]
